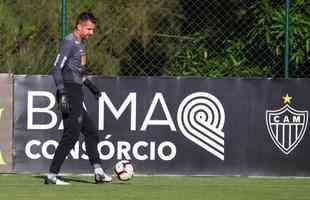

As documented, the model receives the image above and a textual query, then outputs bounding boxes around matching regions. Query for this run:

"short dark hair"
[76,11,97,27]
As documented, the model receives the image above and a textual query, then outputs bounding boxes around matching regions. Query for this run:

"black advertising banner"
[14,76,310,176]
[0,74,13,172]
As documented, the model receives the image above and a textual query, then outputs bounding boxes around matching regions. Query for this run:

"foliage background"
[0,0,309,77]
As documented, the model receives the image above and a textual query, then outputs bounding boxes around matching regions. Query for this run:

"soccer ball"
[114,160,134,181]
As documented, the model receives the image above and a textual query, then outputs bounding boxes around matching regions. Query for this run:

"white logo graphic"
[0,107,3,119]
[266,94,308,155]
[27,91,225,160]
[0,107,7,165]
[177,92,225,160]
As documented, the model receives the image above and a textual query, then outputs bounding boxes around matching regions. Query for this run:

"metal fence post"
[284,0,290,79]
[60,0,68,41]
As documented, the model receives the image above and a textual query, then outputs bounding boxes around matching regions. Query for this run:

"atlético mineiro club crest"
[266,94,308,155]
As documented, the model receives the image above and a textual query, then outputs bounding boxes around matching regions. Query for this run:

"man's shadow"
[35,175,128,185]
[35,175,95,184]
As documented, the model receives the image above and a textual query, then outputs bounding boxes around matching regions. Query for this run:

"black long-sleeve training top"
[51,33,87,91]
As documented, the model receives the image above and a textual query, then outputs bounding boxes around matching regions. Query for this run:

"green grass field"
[0,174,310,200]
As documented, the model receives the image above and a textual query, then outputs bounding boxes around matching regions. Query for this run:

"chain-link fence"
[287,0,310,77]
[0,0,309,78]
[0,0,59,74]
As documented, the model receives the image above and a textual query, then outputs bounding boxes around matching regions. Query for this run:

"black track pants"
[49,83,101,174]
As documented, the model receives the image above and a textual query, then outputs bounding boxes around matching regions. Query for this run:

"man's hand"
[93,90,101,100]
[57,90,71,114]
[83,78,101,100]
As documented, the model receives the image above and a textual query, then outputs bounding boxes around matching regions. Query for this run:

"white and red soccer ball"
[114,160,134,181]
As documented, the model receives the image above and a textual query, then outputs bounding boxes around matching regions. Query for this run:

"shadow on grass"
[34,175,94,184]
[34,175,130,185]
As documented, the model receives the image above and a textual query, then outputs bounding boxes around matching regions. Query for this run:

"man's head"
[75,11,97,40]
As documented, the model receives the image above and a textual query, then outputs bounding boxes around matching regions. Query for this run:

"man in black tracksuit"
[46,12,112,185]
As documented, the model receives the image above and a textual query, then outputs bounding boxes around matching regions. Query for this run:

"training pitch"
[0,174,310,200]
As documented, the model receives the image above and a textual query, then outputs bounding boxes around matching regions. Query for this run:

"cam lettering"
[271,115,302,123]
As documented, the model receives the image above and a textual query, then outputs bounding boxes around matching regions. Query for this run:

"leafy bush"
[248,0,310,77]
[164,33,271,77]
